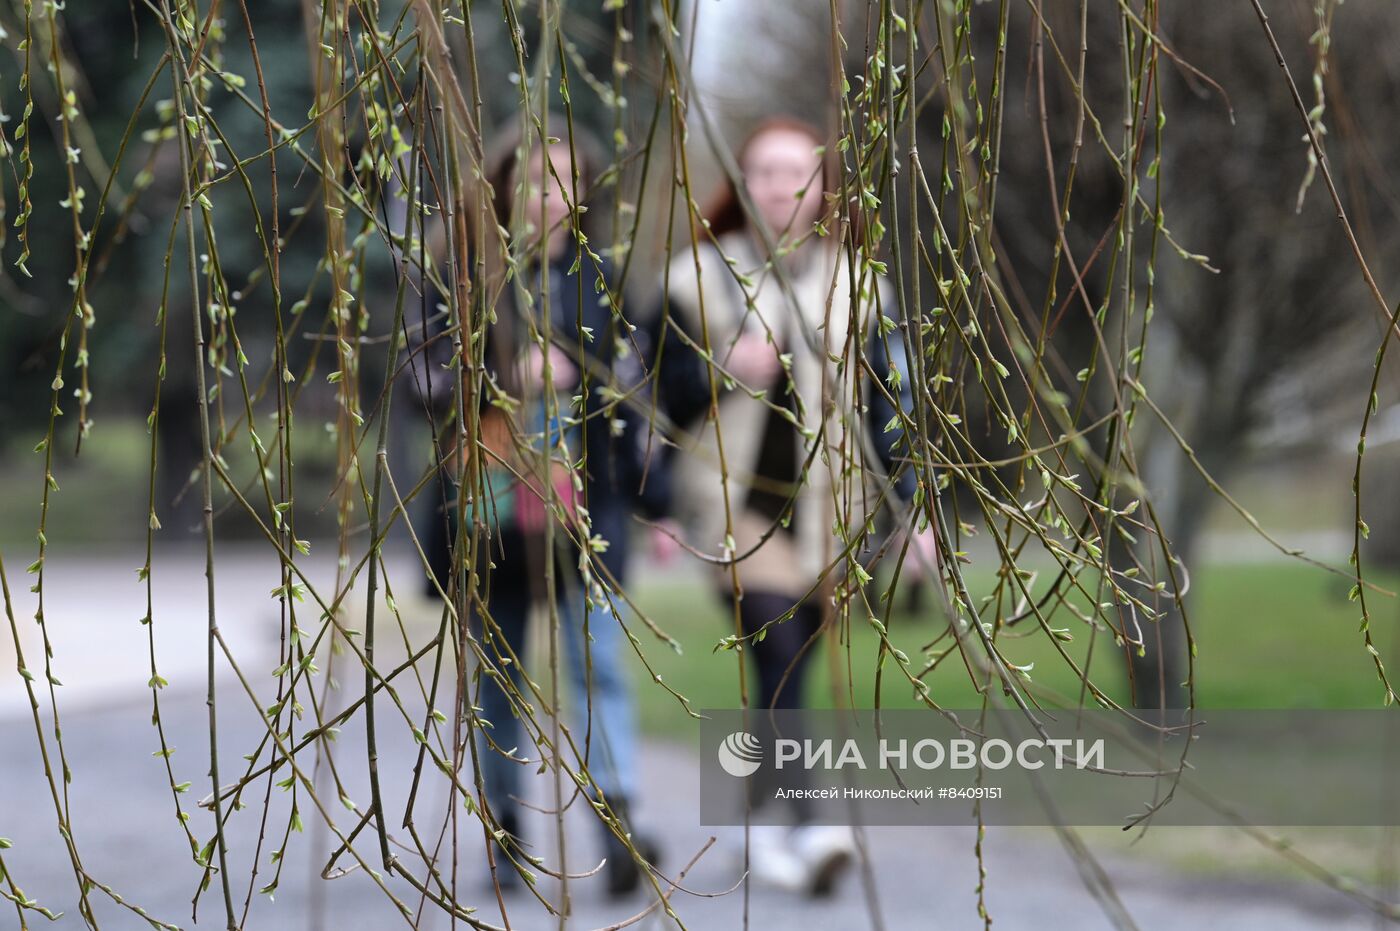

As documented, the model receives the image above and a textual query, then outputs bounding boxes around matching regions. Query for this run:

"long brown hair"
[484,114,607,243]
[701,115,839,239]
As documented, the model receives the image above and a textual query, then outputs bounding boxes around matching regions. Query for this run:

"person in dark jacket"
[418,118,661,896]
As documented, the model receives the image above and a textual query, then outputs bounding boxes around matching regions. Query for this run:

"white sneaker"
[743,825,808,893]
[789,825,856,896]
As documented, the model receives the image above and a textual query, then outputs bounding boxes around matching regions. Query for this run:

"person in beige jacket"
[651,116,935,895]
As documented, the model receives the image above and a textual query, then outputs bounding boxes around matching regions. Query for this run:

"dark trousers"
[731,589,824,824]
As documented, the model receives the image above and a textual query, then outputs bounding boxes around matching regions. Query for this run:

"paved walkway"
[0,549,1390,929]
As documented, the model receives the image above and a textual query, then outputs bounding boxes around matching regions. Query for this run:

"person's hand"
[724,331,783,388]
[520,343,578,389]
[903,524,940,581]
[649,519,683,567]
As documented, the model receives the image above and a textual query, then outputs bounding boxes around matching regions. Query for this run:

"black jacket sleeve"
[642,284,715,433]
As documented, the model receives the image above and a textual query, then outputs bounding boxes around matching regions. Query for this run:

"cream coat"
[664,231,894,598]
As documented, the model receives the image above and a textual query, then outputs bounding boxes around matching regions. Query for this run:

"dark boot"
[602,798,661,897]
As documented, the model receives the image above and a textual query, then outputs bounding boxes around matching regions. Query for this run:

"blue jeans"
[470,402,639,818]
[474,565,639,819]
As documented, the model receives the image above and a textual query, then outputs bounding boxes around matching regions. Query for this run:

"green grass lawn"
[0,420,153,551]
[625,562,1399,737]
[0,416,382,551]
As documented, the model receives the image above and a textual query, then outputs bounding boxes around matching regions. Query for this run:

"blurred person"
[652,116,933,895]
[419,118,662,896]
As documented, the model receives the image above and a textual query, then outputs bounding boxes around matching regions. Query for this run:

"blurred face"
[741,127,825,241]
[518,144,575,244]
